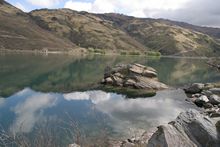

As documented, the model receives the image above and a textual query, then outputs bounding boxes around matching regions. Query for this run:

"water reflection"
[1,54,220,97]
[0,88,196,142]
[10,89,59,133]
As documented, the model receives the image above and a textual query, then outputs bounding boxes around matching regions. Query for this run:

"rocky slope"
[1,0,220,56]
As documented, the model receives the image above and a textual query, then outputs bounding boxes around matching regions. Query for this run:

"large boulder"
[101,63,168,91]
[147,109,220,147]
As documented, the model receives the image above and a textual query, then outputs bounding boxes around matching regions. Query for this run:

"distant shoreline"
[0,48,219,59]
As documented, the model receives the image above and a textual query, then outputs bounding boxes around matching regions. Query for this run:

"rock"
[192,93,201,98]
[201,90,213,97]
[142,70,157,78]
[105,77,113,84]
[209,88,220,95]
[129,64,144,74]
[199,95,209,102]
[210,112,220,118]
[209,94,220,105]
[204,83,215,89]
[101,63,168,93]
[203,103,214,109]
[124,79,136,87]
[184,83,204,94]
[147,109,220,147]
[194,95,209,107]
[216,121,220,132]
[114,72,124,78]
[218,104,220,108]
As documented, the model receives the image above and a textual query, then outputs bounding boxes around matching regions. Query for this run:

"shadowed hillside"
[0,0,77,52]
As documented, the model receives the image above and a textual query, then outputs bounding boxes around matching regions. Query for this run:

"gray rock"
[216,121,220,132]
[192,93,202,98]
[203,103,214,109]
[147,109,220,147]
[210,112,220,118]
[204,83,215,89]
[209,94,220,105]
[184,83,204,94]
[201,90,213,97]
[209,88,220,95]
[194,95,209,107]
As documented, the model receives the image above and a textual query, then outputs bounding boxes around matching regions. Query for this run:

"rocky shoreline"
[184,83,220,118]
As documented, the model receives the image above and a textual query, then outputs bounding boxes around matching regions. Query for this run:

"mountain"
[30,9,146,53]
[1,0,220,56]
[0,0,77,52]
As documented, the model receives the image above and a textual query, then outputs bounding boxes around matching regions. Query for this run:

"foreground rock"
[184,82,220,118]
[101,63,168,97]
[117,109,220,147]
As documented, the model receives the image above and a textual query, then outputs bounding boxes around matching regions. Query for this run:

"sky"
[5,0,220,28]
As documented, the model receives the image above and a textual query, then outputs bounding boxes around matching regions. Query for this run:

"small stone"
[192,93,201,98]
[209,94,220,105]
[199,95,209,102]
[209,88,220,95]
[201,90,213,97]
[194,95,209,107]
[184,83,204,94]
[142,70,157,78]
[124,79,136,87]
[203,103,214,109]
[204,83,215,89]
[105,77,113,84]
[216,121,220,132]
[210,112,220,118]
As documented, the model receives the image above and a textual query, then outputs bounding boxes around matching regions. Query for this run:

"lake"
[0,53,219,146]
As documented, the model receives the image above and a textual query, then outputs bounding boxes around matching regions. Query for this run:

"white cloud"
[64,0,189,16]
[63,90,112,104]
[14,2,28,12]
[10,89,58,133]
[26,0,63,7]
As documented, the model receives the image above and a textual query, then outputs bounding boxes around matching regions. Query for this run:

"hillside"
[30,9,146,53]
[1,0,220,56]
[0,0,77,52]
[98,13,220,56]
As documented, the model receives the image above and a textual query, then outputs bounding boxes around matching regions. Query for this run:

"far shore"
[1,48,219,59]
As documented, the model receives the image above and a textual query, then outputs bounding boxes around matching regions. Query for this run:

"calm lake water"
[0,53,219,146]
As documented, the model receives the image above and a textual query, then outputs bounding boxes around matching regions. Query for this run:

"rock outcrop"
[118,109,220,147]
[147,109,220,147]
[101,63,168,90]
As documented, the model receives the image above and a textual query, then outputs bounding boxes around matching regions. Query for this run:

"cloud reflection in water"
[4,88,194,138]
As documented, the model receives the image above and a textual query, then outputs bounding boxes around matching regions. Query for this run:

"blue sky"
[5,0,220,27]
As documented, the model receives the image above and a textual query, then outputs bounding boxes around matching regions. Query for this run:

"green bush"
[120,51,127,55]
[129,51,141,56]
[145,51,161,56]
